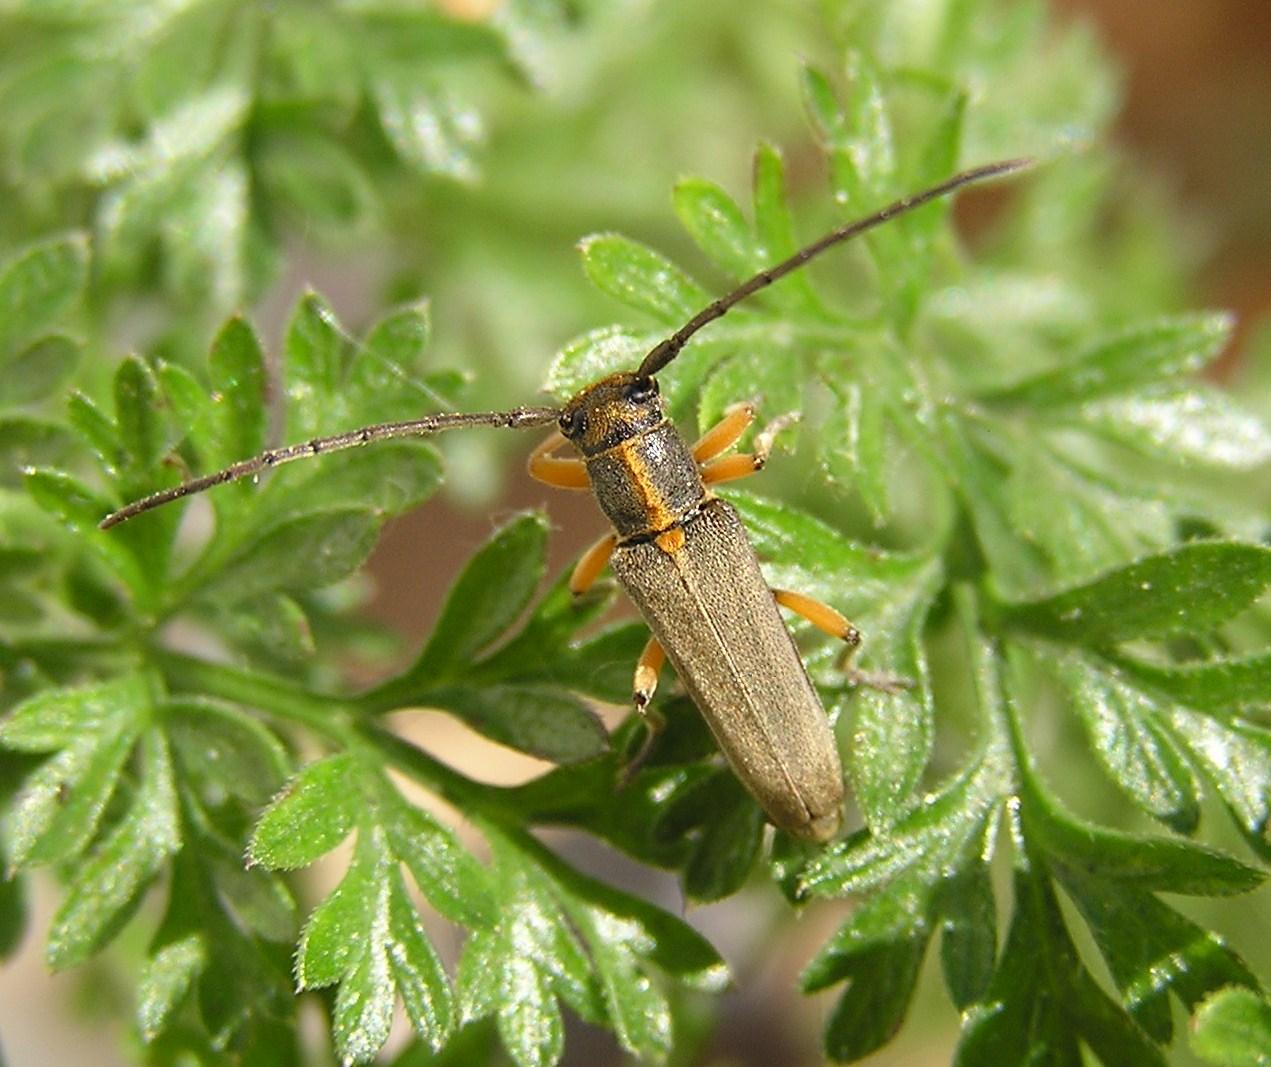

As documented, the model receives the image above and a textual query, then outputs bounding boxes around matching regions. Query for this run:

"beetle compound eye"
[624,376,659,404]
[560,408,587,438]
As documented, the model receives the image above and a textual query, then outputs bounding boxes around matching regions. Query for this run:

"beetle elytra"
[101,158,1031,841]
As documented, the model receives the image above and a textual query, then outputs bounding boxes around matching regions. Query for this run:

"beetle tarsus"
[618,702,666,789]
[844,666,913,694]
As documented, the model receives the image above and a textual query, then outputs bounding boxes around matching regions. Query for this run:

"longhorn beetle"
[101,158,1031,841]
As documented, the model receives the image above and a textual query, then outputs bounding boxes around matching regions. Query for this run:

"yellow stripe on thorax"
[610,435,683,542]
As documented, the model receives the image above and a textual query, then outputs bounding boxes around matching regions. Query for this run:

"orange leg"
[773,588,861,650]
[773,588,911,692]
[527,429,590,490]
[570,532,617,595]
[692,403,755,462]
[633,635,666,711]
[700,411,800,486]
[620,636,667,786]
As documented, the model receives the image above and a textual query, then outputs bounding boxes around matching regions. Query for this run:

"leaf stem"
[151,649,536,828]
[150,647,352,740]
[358,723,519,824]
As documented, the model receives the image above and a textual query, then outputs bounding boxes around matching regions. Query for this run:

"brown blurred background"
[1053,2,1271,356]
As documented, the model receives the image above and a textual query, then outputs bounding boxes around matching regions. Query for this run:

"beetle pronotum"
[102,158,1031,841]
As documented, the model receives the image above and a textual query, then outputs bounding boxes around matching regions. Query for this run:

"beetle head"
[558,372,663,456]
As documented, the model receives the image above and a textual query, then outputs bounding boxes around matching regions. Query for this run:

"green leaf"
[956,867,1166,1067]
[164,160,250,317]
[258,130,377,235]
[1114,653,1271,714]
[1050,651,1200,831]
[916,90,967,191]
[208,315,267,466]
[1001,437,1174,581]
[0,870,27,962]
[266,5,361,113]
[423,684,607,764]
[386,861,453,1052]
[137,933,207,1043]
[131,1,241,119]
[373,79,482,183]
[0,334,81,407]
[482,569,628,695]
[210,852,297,945]
[89,85,247,183]
[458,824,722,1067]
[248,754,359,870]
[283,293,348,441]
[832,51,896,197]
[795,630,1012,1060]
[1163,708,1271,860]
[293,763,493,1061]
[347,301,459,426]
[981,314,1233,409]
[726,491,925,585]
[800,56,936,325]
[319,829,454,1064]
[1191,987,1271,1067]
[802,59,896,201]
[562,900,673,1062]
[823,936,927,1062]
[210,508,380,599]
[844,560,941,831]
[1079,385,1271,470]
[1020,769,1263,896]
[561,857,729,994]
[205,592,316,669]
[325,860,397,1065]
[114,356,166,475]
[794,765,1003,907]
[2,674,151,871]
[65,389,121,470]
[413,514,549,678]
[23,467,110,532]
[495,724,693,871]
[156,360,217,470]
[673,176,760,280]
[166,700,291,808]
[269,442,443,522]
[456,848,569,1067]
[726,496,944,831]
[143,844,293,1049]
[674,772,764,902]
[386,802,495,927]
[821,379,891,524]
[578,234,709,326]
[697,346,804,434]
[999,542,1271,645]
[751,141,821,314]
[360,301,430,373]
[726,493,947,833]
[937,857,998,1011]
[0,673,148,752]
[46,729,180,970]
[1060,873,1258,1044]
[297,843,375,991]
[545,325,656,401]
[20,725,140,868]
[0,235,89,360]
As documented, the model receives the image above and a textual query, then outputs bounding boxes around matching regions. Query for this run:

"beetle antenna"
[99,406,561,529]
[636,157,1033,378]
